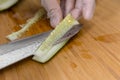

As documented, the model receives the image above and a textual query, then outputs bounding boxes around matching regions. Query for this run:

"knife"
[0,30,51,69]
[0,24,82,70]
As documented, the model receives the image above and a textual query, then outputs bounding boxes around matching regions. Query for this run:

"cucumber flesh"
[33,40,68,63]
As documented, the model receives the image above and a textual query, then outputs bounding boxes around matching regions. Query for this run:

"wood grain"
[0,0,120,80]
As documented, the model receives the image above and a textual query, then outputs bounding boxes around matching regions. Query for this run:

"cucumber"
[0,0,18,11]
[7,8,46,41]
[33,40,68,63]
[32,14,79,63]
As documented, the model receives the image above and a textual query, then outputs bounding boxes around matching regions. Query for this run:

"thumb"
[41,0,63,27]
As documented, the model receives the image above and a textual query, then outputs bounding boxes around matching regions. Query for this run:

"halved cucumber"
[32,14,79,63]
[0,0,18,11]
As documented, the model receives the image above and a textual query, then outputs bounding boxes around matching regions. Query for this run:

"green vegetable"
[7,8,46,41]
[0,0,18,11]
[33,40,68,63]
[32,14,79,63]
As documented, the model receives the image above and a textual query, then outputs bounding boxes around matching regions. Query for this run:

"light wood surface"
[0,0,120,80]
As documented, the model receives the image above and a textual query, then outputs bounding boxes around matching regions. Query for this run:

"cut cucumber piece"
[0,0,18,11]
[33,39,68,63]
[32,14,79,63]
[7,8,46,41]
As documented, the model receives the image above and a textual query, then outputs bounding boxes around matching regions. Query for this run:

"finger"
[70,0,83,20]
[41,0,63,27]
[82,0,95,20]
[60,0,66,17]
[65,0,75,16]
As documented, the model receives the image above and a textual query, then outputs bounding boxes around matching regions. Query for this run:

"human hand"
[41,0,95,27]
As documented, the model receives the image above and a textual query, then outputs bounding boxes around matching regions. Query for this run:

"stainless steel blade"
[0,30,51,69]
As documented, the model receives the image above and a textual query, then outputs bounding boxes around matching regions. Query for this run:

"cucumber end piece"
[0,0,18,11]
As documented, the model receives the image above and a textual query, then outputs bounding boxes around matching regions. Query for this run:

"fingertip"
[83,11,93,20]
[50,13,63,28]
[83,5,94,20]
[50,19,58,28]
[47,7,63,28]
[83,0,96,20]
[71,9,82,20]
[41,0,63,27]
[70,0,83,20]
[65,0,75,16]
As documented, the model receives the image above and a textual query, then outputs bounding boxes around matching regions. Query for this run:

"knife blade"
[0,30,51,69]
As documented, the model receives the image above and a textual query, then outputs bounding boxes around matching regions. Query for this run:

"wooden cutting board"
[0,0,120,80]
